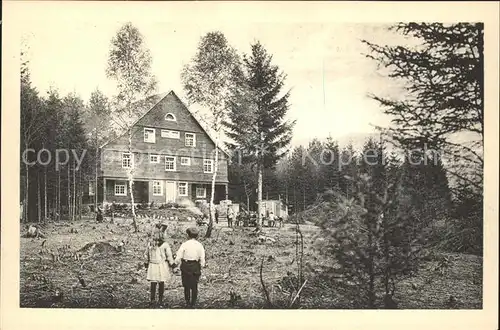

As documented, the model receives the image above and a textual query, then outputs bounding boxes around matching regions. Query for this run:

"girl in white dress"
[144,232,174,306]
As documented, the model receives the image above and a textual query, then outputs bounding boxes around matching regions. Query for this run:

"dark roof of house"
[101,90,229,157]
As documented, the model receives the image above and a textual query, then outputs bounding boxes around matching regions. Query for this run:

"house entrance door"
[165,181,177,203]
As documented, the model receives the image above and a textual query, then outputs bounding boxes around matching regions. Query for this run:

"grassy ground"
[20,216,482,309]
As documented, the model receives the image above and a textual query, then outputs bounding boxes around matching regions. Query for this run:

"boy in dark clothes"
[174,227,206,308]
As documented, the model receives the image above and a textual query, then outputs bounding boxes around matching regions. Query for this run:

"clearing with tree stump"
[20,217,482,309]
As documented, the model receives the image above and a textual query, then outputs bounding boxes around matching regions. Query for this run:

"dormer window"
[165,113,176,121]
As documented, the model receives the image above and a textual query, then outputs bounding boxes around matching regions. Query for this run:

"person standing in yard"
[174,227,206,308]
[144,232,175,307]
[227,206,234,228]
[268,211,275,227]
[96,207,104,223]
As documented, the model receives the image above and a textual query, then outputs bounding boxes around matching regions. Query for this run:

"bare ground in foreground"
[20,216,482,309]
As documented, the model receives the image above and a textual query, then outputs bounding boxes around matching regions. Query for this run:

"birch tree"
[181,31,242,238]
[106,22,157,232]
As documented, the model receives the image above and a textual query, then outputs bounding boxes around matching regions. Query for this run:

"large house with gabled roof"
[96,90,229,206]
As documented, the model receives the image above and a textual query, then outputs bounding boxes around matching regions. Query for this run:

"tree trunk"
[367,216,376,308]
[303,188,306,212]
[57,169,61,221]
[24,147,29,223]
[95,146,98,212]
[285,181,289,206]
[37,174,41,222]
[53,183,57,222]
[73,158,76,221]
[68,161,71,221]
[44,167,47,221]
[127,132,138,232]
[383,229,391,298]
[243,178,250,211]
[205,133,220,238]
[79,169,83,221]
[257,163,263,228]
[293,187,297,215]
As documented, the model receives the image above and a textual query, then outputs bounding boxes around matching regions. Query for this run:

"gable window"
[161,130,180,139]
[114,183,126,196]
[203,159,214,173]
[180,157,191,166]
[152,181,163,196]
[178,182,188,196]
[122,153,132,168]
[185,133,196,147]
[165,156,176,171]
[144,128,156,143]
[196,187,206,198]
[165,113,176,121]
[150,154,159,164]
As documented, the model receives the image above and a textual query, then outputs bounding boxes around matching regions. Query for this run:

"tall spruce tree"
[86,89,112,211]
[225,42,295,227]
[61,94,88,221]
[44,89,65,219]
[20,54,45,222]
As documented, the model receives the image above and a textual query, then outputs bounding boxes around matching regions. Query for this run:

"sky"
[17,2,413,148]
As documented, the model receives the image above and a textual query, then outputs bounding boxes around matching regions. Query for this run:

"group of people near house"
[214,206,236,226]
[145,223,205,308]
[214,206,283,228]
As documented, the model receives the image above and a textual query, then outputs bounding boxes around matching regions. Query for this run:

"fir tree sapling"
[314,139,450,308]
